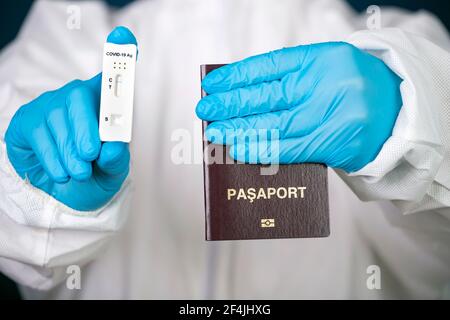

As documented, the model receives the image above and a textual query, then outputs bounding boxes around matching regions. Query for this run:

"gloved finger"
[205,111,287,145]
[95,142,130,177]
[107,26,138,47]
[106,26,139,60]
[202,45,312,94]
[197,80,290,121]
[204,96,324,144]
[46,105,92,181]
[229,134,324,165]
[66,81,102,161]
[27,124,69,183]
[197,60,320,122]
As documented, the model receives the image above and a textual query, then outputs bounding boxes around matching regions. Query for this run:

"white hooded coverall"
[0,0,449,299]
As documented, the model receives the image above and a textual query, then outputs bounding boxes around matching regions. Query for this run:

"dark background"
[0,0,449,300]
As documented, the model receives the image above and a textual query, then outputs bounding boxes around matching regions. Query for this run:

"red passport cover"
[201,64,330,241]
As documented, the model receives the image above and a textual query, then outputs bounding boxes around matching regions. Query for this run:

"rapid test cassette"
[99,42,137,142]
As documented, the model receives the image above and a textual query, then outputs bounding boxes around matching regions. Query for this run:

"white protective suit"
[0,0,449,299]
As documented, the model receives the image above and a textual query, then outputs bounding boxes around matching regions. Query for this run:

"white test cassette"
[99,42,137,142]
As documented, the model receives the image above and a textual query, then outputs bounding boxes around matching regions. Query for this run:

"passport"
[201,64,330,241]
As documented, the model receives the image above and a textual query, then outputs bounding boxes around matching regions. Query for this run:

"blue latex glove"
[196,42,402,172]
[5,26,137,211]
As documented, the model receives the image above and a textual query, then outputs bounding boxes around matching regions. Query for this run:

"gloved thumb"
[96,142,130,177]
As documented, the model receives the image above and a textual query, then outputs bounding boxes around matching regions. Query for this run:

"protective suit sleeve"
[0,143,132,290]
[0,0,132,290]
[343,20,450,221]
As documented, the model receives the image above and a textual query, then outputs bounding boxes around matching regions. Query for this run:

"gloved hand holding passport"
[196,43,402,240]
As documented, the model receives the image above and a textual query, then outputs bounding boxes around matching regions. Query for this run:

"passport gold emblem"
[261,219,275,228]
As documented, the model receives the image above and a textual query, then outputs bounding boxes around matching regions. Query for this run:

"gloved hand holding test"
[4,26,137,211]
